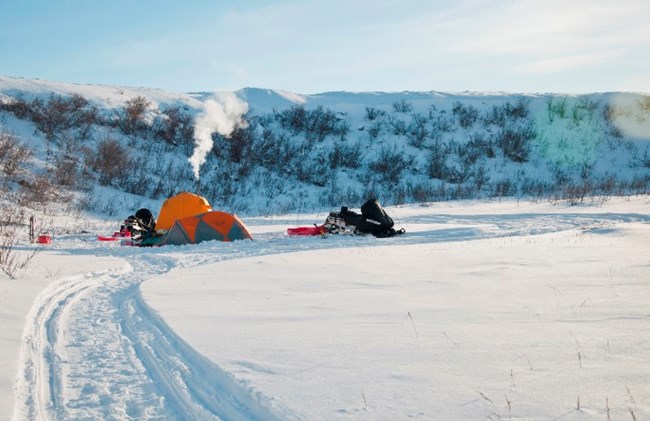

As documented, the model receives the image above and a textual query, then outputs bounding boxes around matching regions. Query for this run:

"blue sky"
[1,0,649,94]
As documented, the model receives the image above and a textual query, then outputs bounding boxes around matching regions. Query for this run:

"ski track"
[12,210,650,420]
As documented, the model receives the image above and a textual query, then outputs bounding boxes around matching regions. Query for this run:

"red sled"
[98,230,130,242]
[287,225,327,236]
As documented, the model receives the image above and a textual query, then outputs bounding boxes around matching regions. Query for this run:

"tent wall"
[156,192,212,231]
[159,211,253,246]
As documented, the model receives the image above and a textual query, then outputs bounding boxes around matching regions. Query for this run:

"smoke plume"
[189,92,249,180]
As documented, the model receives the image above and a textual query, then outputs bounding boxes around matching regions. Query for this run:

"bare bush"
[427,106,455,133]
[367,121,383,139]
[152,106,194,146]
[452,102,479,129]
[364,106,386,121]
[484,98,531,126]
[563,182,592,205]
[50,154,80,187]
[329,140,362,169]
[467,132,495,159]
[406,181,444,203]
[0,95,32,119]
[369,145,414,183]
[545,97,556,123]
[572,97,599,123]
[249,128,284,168]
[275,105,349,141]
[275,105,308,134]
[546,97,568,122]
[0,131,32,177]
[636,147,650,169]
[484,104,508,127]
[121,165,154,196]
[438,140,468,183]
[629,174,650,195]
[407,113,429,147]
[30,93,98,144]
[116,96,151,135]
[493,122,536,163]
[307,106,349,142]
[226,125,254,164]
[494,179,513,197]
[472,165,490,191]
[389,116,408,136]
[89,137,131,185]
[594,175,618,197]
[0,204,40,279]
[392,99,413,113]
[19,175,68,206]
[296,154,331,187]
[248,130,301,173]
[425,140,451,180]
[507,97,532,119]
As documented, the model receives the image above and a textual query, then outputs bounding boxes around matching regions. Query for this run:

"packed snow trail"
[12,207,650,420]
[13,253,286,420]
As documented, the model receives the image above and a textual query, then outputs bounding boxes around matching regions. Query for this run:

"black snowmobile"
[323,199,405,238]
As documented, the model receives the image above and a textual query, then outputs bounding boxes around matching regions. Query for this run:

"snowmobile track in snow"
[13,255,284,420]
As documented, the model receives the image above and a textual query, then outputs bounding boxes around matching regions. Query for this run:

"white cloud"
[449,0,650,70]
[515,51,623,74]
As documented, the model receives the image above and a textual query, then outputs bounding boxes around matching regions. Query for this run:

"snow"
[0,75,203,110]
[2,197,649,420]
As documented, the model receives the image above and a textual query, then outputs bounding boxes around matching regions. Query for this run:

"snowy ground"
[2,197,649,420]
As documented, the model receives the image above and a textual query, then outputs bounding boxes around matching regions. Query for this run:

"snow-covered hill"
[1,75,649,217]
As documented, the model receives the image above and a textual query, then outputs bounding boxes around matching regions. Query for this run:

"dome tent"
[156,192,212,232]
[158,211,253,246]
[133,192,253,246]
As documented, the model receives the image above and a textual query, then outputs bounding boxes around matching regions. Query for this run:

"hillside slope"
[1,75,649,217]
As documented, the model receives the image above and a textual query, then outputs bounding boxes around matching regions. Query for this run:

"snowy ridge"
[0,75,204,110]
[0,74,627,115]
